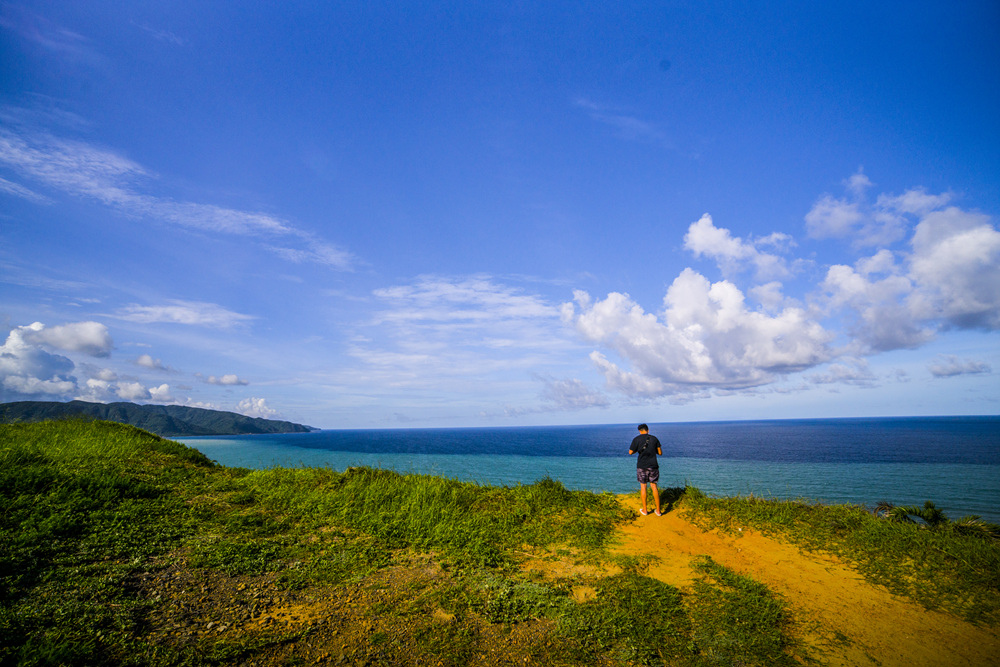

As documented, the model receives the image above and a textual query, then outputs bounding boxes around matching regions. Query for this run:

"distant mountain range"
[0,400,315,437]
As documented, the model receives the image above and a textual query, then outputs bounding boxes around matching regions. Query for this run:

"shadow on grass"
[657,486,687,514]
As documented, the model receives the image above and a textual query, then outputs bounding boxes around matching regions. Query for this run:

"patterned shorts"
[636,467,659,484]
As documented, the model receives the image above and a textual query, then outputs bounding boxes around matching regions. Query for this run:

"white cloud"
[0,6,102,65]
[570,174,999,404]
[0,319,203,405]
[207,374,248,386]
[238,397,278,419]
[806,358,878,387]
[373,276,558,324]
[539,376,610,411]
[21,320,113,357]
[2,374,76,396]
[116,300,254,328]
[0,175,52,204]
[0,123,354,269]
[565,269,833,398]
[135,354,167,370]
[574,98,668,145]
[804,169,950,248]
[115,381,149,401]
[91,367,118,382]
[684,214,791,280]
[821,205,1000,349]
[820,260,932,351]
[877,188,952,216]
[148,384,174,403]
[805,195,865,240]
[908,208,1000,329]
[78,378,115,402]
[928,356,992,378]
[0,322,97,401]
[135,22,186,47]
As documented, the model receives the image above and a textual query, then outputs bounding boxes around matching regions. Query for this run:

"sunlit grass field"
[2,419,997,665]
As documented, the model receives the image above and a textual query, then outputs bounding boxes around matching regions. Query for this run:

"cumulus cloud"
[20,320,113,356]
[907,208,1000,329]
[684,214,792,280]
[135,354,168,370]
[566,180,999,402]
[564,269,832,398]
[820,257,932,351]
[0,319,191,405]
[3,374,76,397]
[148,384,174,403]
[805,169,952,248]
[928,356,992,378]
[821,206,1000,350]
[238,397,278,419]
[116,300,254,328]
[0,322,108,399]
[115,381,150,401]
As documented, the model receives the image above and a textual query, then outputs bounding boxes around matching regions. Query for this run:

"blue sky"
[1,1,998,428]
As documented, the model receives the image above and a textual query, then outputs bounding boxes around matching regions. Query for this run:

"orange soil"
[614,501,1000,666]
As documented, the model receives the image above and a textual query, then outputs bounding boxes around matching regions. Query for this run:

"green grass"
[10,420,942,665]
[680,485,1000,624]
[687,556,796,666]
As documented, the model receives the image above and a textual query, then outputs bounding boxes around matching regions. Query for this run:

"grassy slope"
[1,420,995,666]
[679,487,1000,625]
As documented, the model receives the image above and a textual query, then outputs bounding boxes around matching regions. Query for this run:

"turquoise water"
[179,418,1000,523]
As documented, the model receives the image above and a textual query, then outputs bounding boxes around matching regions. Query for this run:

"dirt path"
[614,504,1000,666]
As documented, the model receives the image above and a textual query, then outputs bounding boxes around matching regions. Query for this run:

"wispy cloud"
[115,300,255,328]
[134,22,186,47]
[0,5,103,66]
[333,276,582,407]
[538,375,610,411]
[0,119,355,269]
[206,374,249,386]
[0,175,51,204]
[574,98,669,145]
[928,356,992,378]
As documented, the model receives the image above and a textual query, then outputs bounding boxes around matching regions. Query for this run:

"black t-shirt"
[630,434,660,469]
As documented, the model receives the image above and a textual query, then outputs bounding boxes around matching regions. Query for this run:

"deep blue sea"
[179,416,1000,523]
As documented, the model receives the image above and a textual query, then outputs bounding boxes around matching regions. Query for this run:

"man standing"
[629,423,662,516]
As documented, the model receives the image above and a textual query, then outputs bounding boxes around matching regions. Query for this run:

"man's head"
[637,423,648,433]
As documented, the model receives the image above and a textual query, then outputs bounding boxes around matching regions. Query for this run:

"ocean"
[178,416,1000,523]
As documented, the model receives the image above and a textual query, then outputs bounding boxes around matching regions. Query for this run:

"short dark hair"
[637,423,648,432]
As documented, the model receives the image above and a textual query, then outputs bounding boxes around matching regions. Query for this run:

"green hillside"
[2,420,996,666]
[0,400,313,436]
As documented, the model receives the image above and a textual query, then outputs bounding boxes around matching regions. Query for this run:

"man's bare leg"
[650,482,661,515]
[639,483,648,514]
